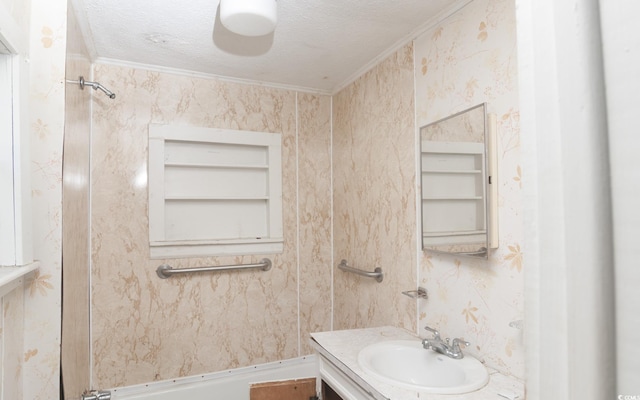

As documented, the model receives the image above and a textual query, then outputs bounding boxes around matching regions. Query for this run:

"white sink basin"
[357,340,489,394]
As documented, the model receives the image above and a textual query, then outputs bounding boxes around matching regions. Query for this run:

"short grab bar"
[337,259,383,283]
[157,258,272,279]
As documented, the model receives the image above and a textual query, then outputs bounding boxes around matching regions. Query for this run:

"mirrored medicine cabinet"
[419,103,498,259]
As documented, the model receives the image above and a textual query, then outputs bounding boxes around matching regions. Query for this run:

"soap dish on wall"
[402,287,428,299]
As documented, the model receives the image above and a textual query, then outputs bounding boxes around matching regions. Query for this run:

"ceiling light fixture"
[220,0,277,37]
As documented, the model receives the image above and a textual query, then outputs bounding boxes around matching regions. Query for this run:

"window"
[148,125,283,258]
[0,50,31,266]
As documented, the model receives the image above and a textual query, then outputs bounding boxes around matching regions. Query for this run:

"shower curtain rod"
[66,76,116,99]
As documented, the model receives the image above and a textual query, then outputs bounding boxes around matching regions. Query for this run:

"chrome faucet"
[421,326,470,359]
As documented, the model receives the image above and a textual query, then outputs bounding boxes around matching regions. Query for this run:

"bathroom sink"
[357,340,489,394]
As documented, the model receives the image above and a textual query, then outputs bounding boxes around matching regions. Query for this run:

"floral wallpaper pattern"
[1,284,25,400]
[415,0,524,379]
[21,0,67,398]
[2,0,99,398]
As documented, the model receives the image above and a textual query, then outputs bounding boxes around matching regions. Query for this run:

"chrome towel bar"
[156,258,272,279]
[338,259,383,283]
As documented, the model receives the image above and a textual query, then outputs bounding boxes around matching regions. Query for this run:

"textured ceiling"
[71,0,468,93]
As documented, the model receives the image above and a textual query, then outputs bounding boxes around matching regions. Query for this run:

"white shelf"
[423,196,483,201]
[421,140,486,244]
[165,162,269,170]
[422,169,482,174]
[149,125,283,258]
[164,196,270,201]
[423,230,485,237]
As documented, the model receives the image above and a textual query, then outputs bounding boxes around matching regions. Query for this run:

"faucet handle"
[451,337,470,352]
[424,326,441,339]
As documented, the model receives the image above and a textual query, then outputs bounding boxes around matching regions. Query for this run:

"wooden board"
[250,377,316,400]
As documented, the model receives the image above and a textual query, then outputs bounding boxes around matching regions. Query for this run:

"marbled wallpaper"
[297,93,333,354]
[332,44,418,332]
[415,0,524,379]
[4,0,524,396]
[421,104,485,143]
[90,64,332,388]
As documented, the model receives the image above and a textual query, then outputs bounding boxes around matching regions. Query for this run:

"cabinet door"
[319,356,374,400]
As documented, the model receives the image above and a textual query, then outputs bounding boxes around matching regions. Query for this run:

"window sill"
[0,261,39,298]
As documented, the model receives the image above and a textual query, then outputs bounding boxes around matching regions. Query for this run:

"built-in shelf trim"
[423,196,483,201]
[165,162,269,170]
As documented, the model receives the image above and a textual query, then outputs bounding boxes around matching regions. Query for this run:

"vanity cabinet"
[318,355,374,400]
[311,327,524,400]
[322,381,345,400]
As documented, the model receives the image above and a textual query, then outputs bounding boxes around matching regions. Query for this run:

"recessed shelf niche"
[148,125,283,259]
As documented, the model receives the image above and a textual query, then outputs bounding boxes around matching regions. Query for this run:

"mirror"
[419,103,495,259]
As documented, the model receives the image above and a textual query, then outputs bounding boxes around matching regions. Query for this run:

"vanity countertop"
[310,326,524,400]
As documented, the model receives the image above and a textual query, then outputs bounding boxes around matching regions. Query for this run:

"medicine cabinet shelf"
[420,140,486,244]
[423,230,485,237]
